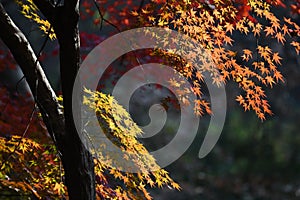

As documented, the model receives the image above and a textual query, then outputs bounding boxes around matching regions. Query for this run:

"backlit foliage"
[16,0,300,120]
[0,92,180,199]
[0,136,65,199]
[83,89,180,199]
[16,0,56,40]
[130,0,300,121]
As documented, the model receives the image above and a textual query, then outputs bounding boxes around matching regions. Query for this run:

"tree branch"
[0,3,65,149]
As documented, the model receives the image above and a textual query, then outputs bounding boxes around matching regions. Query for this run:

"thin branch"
[93,0,120,32]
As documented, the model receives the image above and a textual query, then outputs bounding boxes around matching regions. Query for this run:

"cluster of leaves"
[72,0,300,120]
[83,89,180,199]
[0,136,65,199]
[0,90,180,199]
[18,0,299,119]
[16,0,56,40]
[128,0,300,120]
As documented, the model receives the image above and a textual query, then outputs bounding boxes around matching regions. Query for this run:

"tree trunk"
[52,4,96,200]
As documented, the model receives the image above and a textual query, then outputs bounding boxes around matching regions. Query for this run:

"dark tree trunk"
[51,4,96,200]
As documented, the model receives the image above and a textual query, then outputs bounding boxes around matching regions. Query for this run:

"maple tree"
[0,0,299,199]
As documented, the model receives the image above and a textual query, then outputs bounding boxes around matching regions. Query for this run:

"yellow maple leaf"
[275,32,286,44]
[272,52,282,64]
[264,26,275,36]
[265,76,275,87]
[131,10,139,16]
[22,4,30,13]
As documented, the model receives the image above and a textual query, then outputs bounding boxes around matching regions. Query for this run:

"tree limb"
[0,3,65,147]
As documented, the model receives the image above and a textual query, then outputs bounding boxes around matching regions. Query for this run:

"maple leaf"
[272,52,282,65]
[265,76,275,87]
[195,71,203,81]
[131,10,139,16]
[291,41,300,54]
[258,112,266,121]
[275,32,286,44]
[171,182,181,190]
[291,4,300,15]
[221,70,230,80]
[224,22,234,34]
[264,26,275,36]
[273,71,284,82]
[192,87,202,96]
[141,8,150,14]
[282,24,290,36]
[260,66,270,75]
[148,16,155,22]
[253,23,262,36]
[22,5,30,13]
[271,20,281,31]
[242,49,252,61]
[284,17,293,25]
[236,95,245,105]
[224,36,233,45]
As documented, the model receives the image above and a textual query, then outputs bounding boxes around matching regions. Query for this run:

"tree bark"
[0,2,96,199]
[51,3,96,200]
